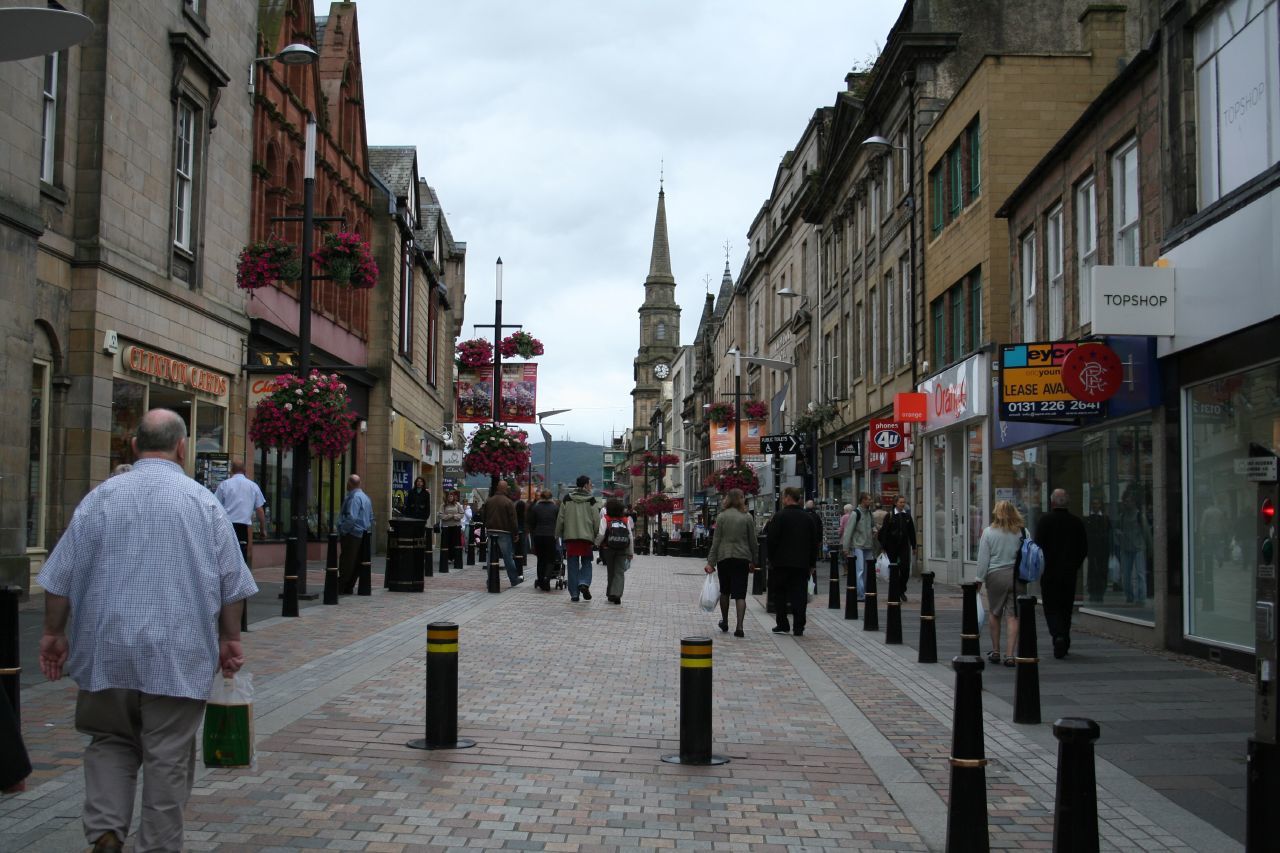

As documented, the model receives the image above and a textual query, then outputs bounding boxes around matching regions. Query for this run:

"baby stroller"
[550,543,567,590]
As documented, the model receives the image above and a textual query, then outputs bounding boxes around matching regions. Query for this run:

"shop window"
[1194,0,1280,206]
[966,426,984,562]
[1020,229,1037,339]
[195,401,225,452]
[1076,176,1098,325]
[1185,361,1280,649]
[1046,204,1065,339]
[929,434,948,560]
[28,362,50,549]
[1111,138,1139,266]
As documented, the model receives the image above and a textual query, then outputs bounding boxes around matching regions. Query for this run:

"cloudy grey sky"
[357,0,899,446]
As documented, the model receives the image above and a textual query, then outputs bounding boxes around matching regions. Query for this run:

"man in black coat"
[1034,488,1089,658]
[878,495,918,602]
[766,487,821,636]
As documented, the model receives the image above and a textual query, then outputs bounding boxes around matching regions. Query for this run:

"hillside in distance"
[464,440,609,492]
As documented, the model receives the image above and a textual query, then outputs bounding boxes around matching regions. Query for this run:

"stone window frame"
[1020,228,1038,340]
[1110,137,1140,267]
[1075,174,1098,326]
[167,33,229,289]
[1045,202,1065,340]
[398,236,414,360]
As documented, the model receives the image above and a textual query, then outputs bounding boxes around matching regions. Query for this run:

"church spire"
[646,184,674,284]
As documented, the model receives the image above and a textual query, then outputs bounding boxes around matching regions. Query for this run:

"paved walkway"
[3,554,1249,851]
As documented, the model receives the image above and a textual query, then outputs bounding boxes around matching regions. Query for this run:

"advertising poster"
[195,452,230,493]
[455,364,538,424]
[709,420,765,461]
[999,341,1104,423]
[391,460,413,514]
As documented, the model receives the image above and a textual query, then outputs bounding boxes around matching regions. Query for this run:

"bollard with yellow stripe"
[407,622,476,751]
[662,636,729,766]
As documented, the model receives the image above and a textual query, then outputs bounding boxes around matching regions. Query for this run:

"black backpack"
[878,512,908,554]
[603,517,631,550]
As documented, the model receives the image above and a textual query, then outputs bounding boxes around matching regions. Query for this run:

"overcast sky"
[357,0,899,446]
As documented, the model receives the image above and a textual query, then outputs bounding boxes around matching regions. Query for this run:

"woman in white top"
[975,500,1026,667]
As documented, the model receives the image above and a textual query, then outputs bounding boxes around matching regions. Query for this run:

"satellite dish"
[0,7,94,62]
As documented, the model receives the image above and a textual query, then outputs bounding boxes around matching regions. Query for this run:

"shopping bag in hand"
[875,552,891,581]
[204,671,254,768]
[807,576,817,602]
[699,573,720,612]
[976,593,987,631]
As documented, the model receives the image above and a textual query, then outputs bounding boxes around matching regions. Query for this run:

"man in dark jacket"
[878,496,918,602]
[1034,488,1089,658]
[527,491,560,590]
[767,487,821,636]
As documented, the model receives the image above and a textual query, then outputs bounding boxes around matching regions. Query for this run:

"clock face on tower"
[653,362,670,380]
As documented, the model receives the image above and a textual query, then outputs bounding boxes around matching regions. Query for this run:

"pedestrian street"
[5,554,1247,851]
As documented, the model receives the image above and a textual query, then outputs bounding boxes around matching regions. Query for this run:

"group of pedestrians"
[837,493,919,604]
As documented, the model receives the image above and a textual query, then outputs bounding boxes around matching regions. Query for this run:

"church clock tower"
[631,182,681,447]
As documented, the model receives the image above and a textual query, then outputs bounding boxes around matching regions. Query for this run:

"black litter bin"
[680,536,693,557]
[386,518,426,592]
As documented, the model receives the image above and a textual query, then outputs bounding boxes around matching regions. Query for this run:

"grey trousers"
[604,550,628,599]
[75,688,205,852]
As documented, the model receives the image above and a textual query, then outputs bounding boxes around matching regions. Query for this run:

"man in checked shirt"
[37,408,258,853]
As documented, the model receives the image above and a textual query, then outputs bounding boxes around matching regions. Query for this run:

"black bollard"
[828,551,841,609]
[945,655,990,853]
[0,586,22,724]
[918,572,938,664]
[752,534,767,596]
[407,622,476,751]
[450,527,464,572]
[357,531,372,596]
[236,530,250,632]
[661,637,729,765]
[1014,594,1041,725]
[323,532,339,605]
[424,526,434,578]
[1052,718,1101,853]
[845,555,859,620]
[960,581,981,657]
[885,560,903,644]
[486,534,501,593]
[478,525,489,563]
[466,527,476,566]
[282,536,300,617]
[515,532,527,575]
[863,559,879,632]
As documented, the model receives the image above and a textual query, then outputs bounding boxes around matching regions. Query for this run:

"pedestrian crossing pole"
[486,533,501,593]
[236,527,250,631]
[1052,718,1101,853]
[407,622,476,751]
[960,582,981,656]
[662,637,728,766]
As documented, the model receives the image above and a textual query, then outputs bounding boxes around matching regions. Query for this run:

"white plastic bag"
[204,670,254,768]
[807,576,817,601]
[976,592,987,631]
[699,572,720,612]
[876,552,891,581]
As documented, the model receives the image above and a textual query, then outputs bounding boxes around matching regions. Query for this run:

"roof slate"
[367,146,417,198]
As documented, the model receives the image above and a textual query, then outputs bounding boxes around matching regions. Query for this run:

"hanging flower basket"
[248,371,357,460]
[499,331,545,359]
[312,231,378,289]
[628,452,680,477]
[706,401,735,423]
[705,464,760,495]
[456,338,494,369]
[463,423,531,478]
[235,236,301,290]
[633,493,676,517]
[743,399,768,420]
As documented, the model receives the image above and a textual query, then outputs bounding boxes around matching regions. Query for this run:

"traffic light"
[1264,498,1276,568]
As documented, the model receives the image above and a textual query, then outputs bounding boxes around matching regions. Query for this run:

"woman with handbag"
[704,489,758,637]
[975,499,1025,667]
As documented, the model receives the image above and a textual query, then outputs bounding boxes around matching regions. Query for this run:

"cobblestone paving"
[4,556,1242,851]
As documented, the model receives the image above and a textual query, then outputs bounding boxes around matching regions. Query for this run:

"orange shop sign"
[248,376,285,406]
[123,345,228,397]
[893,392,929,423]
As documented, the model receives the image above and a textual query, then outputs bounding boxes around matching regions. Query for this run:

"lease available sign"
[999,342,1108,422]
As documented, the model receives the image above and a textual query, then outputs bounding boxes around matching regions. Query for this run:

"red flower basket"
[312,231,378,289]
[743,399,768,420]
[463,423,531,477]
[706,401,735,423]
[249,371,357,459]
[499,331,544,359]
[705,465,760,495]
[236,236,300,290]
[633,493,676,517]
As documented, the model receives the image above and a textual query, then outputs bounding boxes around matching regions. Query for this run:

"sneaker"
[518,574,525,582]
[579,584,592,601]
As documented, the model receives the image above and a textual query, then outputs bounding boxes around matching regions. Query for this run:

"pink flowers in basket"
[743,399,768,420]
[499,331,544,359]
[235,237,301,290]
[312,231,378,289]
[463,424,532,477]
[456,338,494,368]
[248,371,356,459]
[705,465,760,495]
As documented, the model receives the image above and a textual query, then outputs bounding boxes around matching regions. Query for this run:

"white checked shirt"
[214,472,266,525]
[37,458,259,700]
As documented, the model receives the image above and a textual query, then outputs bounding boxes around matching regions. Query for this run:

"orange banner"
[709,420,765,461]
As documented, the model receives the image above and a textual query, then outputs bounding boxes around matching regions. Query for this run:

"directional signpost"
[762,433,801,455]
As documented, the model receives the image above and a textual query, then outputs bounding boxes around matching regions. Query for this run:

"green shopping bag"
[203,671,254,768]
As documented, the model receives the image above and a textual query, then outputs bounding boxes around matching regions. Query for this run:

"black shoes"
[1053,637,1069,659]
[772,626,790,634]
[794,630,804,637]
[92,832,123,852]
[579,584,592,601]
[607,595,621,604]
[734,629,744,638]
[718,620,729,633]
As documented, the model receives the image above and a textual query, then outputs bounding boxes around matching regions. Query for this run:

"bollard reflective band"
[0,666,20,675]
[920,615,936,621]
[960,633,979,639]
[1013,656,1039,664]
[427,627,459,653]
[681,642,712,668]
[949,757,988,768]
[284,575,297,581]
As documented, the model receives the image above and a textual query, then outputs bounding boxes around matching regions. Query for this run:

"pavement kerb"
[747,600,950,851]
[787,598,1242,852]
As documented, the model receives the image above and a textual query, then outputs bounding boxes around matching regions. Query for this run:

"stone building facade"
[4,0,259,590]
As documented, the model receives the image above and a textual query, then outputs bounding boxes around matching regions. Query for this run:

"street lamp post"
[537,408,571,494]
[650,407,666,556]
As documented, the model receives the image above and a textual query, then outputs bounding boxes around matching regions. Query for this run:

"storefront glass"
[196,402,225,452]
[28,363,48,549]
[1011,418,1155,624]
[1185,361,1280,650]
[930,434,947,559]
[110,379,146,470]
[256,441,354,540]
[967,426,984,561]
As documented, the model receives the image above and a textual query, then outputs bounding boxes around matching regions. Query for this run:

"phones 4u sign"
[999,341,1119,423]
[868,420,908,470]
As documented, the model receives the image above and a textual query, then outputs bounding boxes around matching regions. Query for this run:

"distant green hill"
[465,440,609,493]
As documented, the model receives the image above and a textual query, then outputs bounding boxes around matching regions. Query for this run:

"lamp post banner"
[455,365,538,424]
[710,420,765,461]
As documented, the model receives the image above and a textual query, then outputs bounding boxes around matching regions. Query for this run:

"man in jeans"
[840,492,875,601]
[481,481,523,587]
[555,475,600,601]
